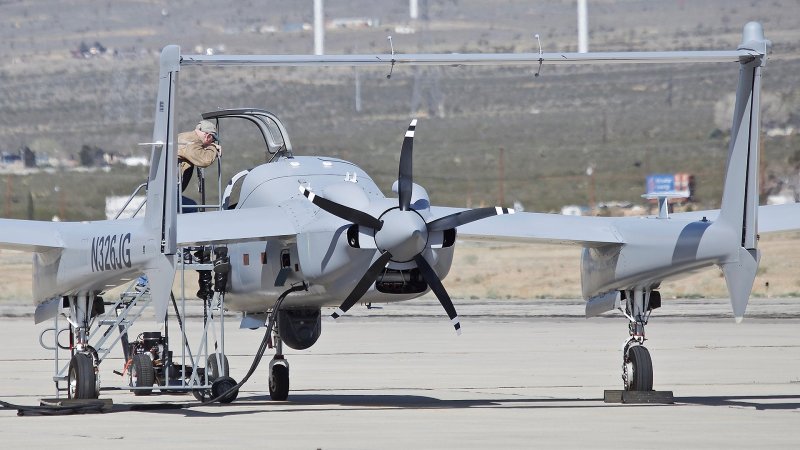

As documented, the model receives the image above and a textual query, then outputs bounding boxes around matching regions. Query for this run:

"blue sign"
[646,174,675,194]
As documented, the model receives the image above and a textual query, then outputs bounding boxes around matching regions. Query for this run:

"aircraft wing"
[0,219,65,252]
[429,207,624,247]
[176,206,297,246]
[671,203,800,234]
[440,202,800,248]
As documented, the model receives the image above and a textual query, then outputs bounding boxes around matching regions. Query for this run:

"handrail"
[114,182,148,219]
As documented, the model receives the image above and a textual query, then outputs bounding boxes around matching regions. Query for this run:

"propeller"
[300,119,515,333]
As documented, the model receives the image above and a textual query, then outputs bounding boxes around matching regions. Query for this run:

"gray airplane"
[0,22,794,401]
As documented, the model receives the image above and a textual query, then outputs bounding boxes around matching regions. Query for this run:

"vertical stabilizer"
[721,247,760,322]
[144,45,181,322]
[718,23,770,321]
[717,22,770,246]
[145,45,180,255]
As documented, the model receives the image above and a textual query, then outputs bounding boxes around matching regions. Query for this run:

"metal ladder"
[42,281,152,394]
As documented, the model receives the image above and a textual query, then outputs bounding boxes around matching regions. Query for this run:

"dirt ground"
[1,231,798,304]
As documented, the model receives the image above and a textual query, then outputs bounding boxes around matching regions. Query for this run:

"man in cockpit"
[177,119,222,194]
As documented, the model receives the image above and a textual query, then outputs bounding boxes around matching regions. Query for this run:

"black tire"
[130,353,155,396]
[192,388,212,402]
[211,376,239,403]
[68,353,98,399]
[207,354,229,381]
[269,364,290,401]
[627,345,653,391]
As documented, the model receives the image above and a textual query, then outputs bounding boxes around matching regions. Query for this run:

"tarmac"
[0,297,799,449]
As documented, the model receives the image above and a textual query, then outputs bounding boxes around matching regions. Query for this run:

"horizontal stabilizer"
[181,49,760,68]
[721,247,760,323]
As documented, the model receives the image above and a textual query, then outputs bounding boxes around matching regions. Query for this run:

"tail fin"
[144,45,181,322]
[718,22,770,321]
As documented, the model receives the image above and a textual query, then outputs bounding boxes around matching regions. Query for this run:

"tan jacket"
[177,131,221,189]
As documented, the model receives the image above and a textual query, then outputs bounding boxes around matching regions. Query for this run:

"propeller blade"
[413,254,461,335]
[427,207,515,232]
[299,185,383,230]
[398,119,417,211]
[331,251,393,319]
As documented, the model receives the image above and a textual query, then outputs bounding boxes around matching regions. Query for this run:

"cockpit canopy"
[201,108,293,159]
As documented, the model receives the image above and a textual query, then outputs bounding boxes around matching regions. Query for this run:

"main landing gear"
[66,295,102,399]
[619,288,660,392]
[603,287,672,403]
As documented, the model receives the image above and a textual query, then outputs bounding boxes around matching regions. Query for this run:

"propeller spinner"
[299,119,514,334]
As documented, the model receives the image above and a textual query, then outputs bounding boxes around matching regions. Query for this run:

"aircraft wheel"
[211,376,239,403]
[68,353,98,399]
[207,354,229,381]
[129,354,154,396]
[625,345,653,391]
[269,363,290,401]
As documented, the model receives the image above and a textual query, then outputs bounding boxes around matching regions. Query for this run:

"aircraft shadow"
[675,394,800,411]
[114,392,800,416]
[121,393,641,417]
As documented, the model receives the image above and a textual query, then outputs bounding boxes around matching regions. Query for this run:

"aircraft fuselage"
[222,156,454,313]
[580,216,738,298]
[33,218,163,302]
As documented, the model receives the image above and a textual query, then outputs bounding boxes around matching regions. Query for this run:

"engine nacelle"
[277,308,322,350]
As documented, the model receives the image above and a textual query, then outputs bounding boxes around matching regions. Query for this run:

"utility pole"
[409,0,444,117]
[60,187,65,221]
[498,147,505,206]
[26,190,34,220]
[354,67,362,112]
[313,0,324,55]
[4,176,11,217]
[586,165,596,214]
[577,0,589,53]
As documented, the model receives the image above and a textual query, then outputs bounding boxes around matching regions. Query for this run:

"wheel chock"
[603,390,674,404]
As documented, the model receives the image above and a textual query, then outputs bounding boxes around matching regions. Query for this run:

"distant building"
[1,152,22,165]
[0,146,35,169]
[121,156,149,167]
[329,18,380,29]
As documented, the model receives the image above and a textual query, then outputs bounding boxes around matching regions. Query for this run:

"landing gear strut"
[265,284,306,401]
[619,289,660,392]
